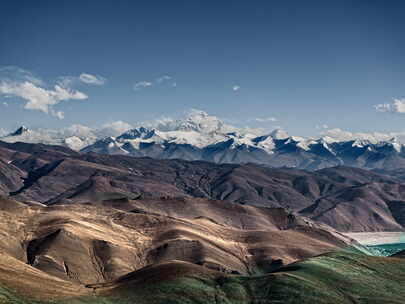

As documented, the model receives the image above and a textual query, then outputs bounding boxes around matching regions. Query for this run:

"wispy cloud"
[58,73,107,88]
[79,73,106,85]
[232,85,240,91]
[319,127,405,144]
[101,120,133,135]
[133,75,176,91]
[0,66,101,119]
[0,66,44,86]
[255,116,277,122]
[155,75,172,83]
[133,81,153,91]
[374,98,405,113]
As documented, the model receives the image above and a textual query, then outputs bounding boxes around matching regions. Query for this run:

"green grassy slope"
[2,249,405,304]
[254,249,405,303]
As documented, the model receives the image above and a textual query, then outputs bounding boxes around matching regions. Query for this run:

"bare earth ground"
[0,195,355,301]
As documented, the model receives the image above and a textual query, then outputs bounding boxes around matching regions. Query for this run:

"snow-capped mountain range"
[2,110,405,170]
[0,121,131,150]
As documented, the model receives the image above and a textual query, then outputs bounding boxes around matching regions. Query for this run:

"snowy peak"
[4,111,405,171]
[351,139,372,148]
[117,127,155,141]
[153,110,231,135]
[8,126,29,137]
[269,128,289,140]
[179,110,224,133]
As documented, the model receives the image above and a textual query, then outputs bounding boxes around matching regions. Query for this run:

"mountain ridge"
[1,140,405,232]
[4,111,405,170]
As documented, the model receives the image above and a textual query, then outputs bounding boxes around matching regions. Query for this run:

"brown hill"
[0,195,353,301]
[1,141,405,232]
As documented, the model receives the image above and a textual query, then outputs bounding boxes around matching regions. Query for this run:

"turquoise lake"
[365,243,405,256]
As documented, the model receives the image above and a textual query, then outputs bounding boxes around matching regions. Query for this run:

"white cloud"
[374,103,391,112]
[62,124,94,137]
[134,75,176,91]
[0,81,87,119]
[56,76,76,88]
[155,75,172,83]
[232,85,240,91]
[255,117,277,122]
[374,98,405,113]
[0,66,43,86]
[58,73,106,87]
[79,73,106,85]
[100,121,133,136]
[2,102,8,107]
[0,67,107,119]
[319,128,405,144]
[134,81,153,91]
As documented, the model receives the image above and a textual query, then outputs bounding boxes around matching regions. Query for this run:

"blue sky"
[0,0,405,136]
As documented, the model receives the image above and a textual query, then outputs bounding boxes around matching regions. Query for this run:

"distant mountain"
[82,114,405,170]
[7,125,29,137]
[0,122,130,151]
[5,111,405,170]
[0,124,98,150]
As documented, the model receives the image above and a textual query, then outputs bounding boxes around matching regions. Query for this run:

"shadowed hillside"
[1,141,405,232]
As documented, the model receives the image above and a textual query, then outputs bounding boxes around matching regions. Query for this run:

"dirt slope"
[0,195,353,300]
